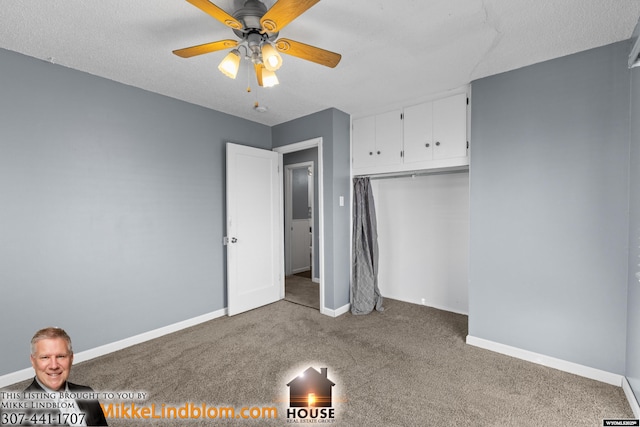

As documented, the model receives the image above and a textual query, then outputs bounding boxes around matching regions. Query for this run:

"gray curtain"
[351,177,383,315]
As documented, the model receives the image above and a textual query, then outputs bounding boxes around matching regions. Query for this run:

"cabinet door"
[374,110,403,167]
[403,102,433,164]
[352,116,376,169]
[433,93,467,160]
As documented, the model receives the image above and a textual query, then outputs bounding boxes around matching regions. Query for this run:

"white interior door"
[291,219,311,273]
[226,143,282,316]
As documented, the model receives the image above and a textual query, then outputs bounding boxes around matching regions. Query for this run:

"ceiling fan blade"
[275,38,341,68]
[260,0,320,33]
[254,63,264,87]
[185,0,243,30]
[173,39,238,58]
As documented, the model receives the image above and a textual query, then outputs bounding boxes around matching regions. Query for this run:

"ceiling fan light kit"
[261,68,279,87]
[218,49,242,78]
[173,0,341,88]
[261,43,283,71]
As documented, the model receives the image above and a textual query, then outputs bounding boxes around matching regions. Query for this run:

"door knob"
[224,236,238,245]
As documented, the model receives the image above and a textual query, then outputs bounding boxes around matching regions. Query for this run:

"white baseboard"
[421,300,468,316]
[0,308,227,389]
[466,335,624,387]
[321,303,350,317]
[384,294,468,316]
[623,377,640,418]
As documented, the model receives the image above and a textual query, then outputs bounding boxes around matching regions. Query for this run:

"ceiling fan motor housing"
[233,0,271,33]
[232,0,279,64]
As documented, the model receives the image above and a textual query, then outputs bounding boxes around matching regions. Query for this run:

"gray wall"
[469,41,631,374]
[291,168,310,220]
[0,48,271,375]
[272,109,351,310]
[628,56,640,398]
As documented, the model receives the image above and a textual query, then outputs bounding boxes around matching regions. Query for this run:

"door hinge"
[400,113,404,120]
[401,150,404,158]
[467,141,469,149]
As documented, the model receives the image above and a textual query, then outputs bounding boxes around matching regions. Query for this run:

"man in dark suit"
[21,327,108,426]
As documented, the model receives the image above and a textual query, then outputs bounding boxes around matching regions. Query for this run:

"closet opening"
[369,168,469,315]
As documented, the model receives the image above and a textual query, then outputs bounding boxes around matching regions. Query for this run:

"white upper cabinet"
[403,101,434,163]
[352,92,469,175]
[352,115,376,169]
[374,110,403,167]
[404,93,467,163]
[432,93,468,160]
[352,110,402,170]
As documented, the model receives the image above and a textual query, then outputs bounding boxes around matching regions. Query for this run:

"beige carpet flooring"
[284,273,319,309]
[3,299,634,426]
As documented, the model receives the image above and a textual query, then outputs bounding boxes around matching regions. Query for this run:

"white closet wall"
[371,172,469,314]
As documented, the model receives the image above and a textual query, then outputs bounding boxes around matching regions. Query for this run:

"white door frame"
[273,137,326,315]
[284,161,314,277]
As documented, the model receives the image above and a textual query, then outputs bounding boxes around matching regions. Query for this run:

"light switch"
[339,196,344,207]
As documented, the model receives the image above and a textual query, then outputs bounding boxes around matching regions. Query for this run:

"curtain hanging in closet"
[351,177,384,314]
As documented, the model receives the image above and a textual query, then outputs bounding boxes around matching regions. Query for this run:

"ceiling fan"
[173,0,342,87]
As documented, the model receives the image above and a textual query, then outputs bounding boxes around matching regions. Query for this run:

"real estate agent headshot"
[23,327,108,426]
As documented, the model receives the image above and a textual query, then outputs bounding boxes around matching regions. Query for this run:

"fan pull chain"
[246,61,251,93]
[254,83,262,111]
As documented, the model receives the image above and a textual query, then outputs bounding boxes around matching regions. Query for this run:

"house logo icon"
[286,366,336,420]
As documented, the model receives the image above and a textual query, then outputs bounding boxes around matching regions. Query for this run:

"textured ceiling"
[1,0,639,126]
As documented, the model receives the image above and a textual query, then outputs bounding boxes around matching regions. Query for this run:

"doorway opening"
[274,138,324,313]
[284,162,314,277]
[284,161,317,309]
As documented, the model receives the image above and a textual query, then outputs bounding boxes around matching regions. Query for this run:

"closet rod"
[363,167,468,181]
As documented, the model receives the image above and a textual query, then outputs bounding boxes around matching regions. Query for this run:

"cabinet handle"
[425,143,430,148]
[436,141,441,146]
[377,151,381,155]
[369,152,373,156]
